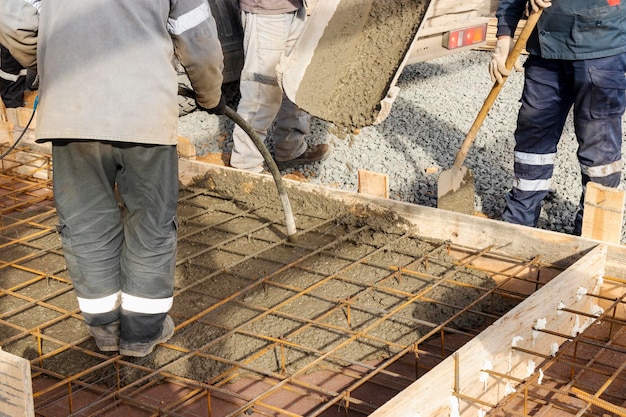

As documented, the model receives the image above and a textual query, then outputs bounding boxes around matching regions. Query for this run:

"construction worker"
[490,0,626,234]
[230,0,330,173]
[0,45,28,108]
[0,0,224,357]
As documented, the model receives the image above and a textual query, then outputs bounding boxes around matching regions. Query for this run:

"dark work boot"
[275,144,330,170]
[119,315,175,357]
[87,320,120,352]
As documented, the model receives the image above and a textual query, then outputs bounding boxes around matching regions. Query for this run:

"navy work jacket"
[496,0,626,60]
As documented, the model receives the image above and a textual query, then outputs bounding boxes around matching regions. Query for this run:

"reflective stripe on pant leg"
[230,11,295,171]
[571,52,626,233]
[501,152,555,227]
[501,56,573,227]
[114,144,178,343]
[52,141,123,326]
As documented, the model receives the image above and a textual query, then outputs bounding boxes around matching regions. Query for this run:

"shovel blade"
[437,166,475,215]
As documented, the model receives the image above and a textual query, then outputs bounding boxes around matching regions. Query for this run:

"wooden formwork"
[180,157,626,416]
[0,349,34,417]
[2,137,625,416]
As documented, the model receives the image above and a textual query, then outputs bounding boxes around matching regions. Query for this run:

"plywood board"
[0,349,34,417]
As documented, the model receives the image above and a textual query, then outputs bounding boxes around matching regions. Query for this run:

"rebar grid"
[3,147,620,417]
[463,289,626,417]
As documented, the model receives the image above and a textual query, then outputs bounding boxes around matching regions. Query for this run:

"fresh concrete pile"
[178,49,626,243]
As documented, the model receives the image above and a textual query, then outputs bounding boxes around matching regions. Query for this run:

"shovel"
[437,8,543,214]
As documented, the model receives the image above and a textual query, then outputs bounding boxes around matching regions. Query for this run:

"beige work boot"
[119,315,175,357]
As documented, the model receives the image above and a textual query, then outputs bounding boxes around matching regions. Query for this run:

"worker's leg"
[0,45,27,108]
[501,56,573,227]
[52,141,124,349]
[273,95,310,161]
[114,144,178,352]
[571,52,626,234]
[231,11,301,172]
[272,7,308,161]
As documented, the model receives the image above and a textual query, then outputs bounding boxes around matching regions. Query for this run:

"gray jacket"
[0,0,224,145]
[240,0,303,14]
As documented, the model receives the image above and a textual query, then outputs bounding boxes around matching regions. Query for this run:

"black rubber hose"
[178,85,297,239]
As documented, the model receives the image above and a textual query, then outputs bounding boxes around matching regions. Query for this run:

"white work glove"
[529,0,552,12]
[489,36,523,84]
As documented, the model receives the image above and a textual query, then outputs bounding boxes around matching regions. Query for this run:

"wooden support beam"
[0,349,34,417]
[581,182,624,244]
[358,169,389,199]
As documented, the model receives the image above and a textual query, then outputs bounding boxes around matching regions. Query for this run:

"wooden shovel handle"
[451,8,543,171]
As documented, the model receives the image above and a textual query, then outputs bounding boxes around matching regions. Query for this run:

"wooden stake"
[581,182,624,244]
[358,169,389,199]
[177,135,196,160]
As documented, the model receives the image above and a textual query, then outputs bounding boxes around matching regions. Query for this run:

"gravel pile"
[178,49,626,243]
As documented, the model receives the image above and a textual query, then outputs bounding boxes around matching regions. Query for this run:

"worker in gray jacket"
[0,0,224,357]
[490,0,626,234]
[230,0,330,173]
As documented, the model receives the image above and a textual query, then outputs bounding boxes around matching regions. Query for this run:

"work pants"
[0,45,27,108]
[230,8,310,173]
[52,141,178,344]
[501,53,626,234]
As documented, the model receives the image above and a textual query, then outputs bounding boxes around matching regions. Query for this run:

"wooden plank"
[370,244,608,417]
[422,11,482,31]
[426,0,484,16]
[0,120,13,146]
[0,349,34,417]
[358,169,389,198]
[178,158,607,266]
[6,107,37,129]
[177,158,626,281]
[17,107,36,129]
[581,182,625,244]
[477,17,527,52]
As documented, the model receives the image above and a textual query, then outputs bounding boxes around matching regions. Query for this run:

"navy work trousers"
[501,52,626,234]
